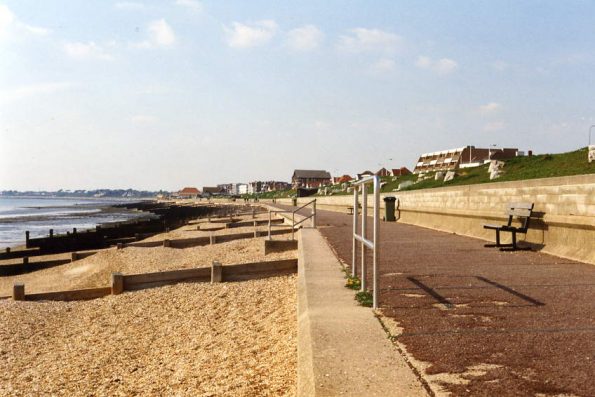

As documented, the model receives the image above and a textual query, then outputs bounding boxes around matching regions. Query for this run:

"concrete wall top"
[274,174,595,220]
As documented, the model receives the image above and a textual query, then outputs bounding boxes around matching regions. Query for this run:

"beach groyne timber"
[0,202,251,261]
[249,174,595,265]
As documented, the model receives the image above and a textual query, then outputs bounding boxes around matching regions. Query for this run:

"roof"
[420,146,467,158]
[392,167,411,175]
[178,187,200,194]
[336,175,352,183]
[292,169,331,179]
[202,186,223,194]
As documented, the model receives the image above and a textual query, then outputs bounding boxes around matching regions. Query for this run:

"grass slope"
[246,147,594,199]
[398,146,594,192]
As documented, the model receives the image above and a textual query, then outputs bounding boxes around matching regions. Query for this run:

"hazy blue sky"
[1,1,594,190]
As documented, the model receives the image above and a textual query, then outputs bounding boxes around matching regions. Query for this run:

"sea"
[0,197,151,249]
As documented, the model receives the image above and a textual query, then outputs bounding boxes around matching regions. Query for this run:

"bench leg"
[484,229,501,248]
[500,231,532,251]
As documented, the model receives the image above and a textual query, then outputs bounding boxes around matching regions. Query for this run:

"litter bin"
[383,196,397,222]
[292,197,297,206]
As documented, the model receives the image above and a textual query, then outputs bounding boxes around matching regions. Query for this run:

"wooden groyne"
[0,202,256,260]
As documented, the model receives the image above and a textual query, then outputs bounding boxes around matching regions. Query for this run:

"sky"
[1,0,595,191]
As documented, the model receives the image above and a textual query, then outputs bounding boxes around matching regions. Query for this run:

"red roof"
[179,187,200,194]
[392,167,411,176]
[336,175,352,183]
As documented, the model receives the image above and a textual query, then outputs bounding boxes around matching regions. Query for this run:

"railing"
[268,199,317,240]
[352,176,380,309]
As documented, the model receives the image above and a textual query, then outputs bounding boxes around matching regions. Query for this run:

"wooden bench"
[347,204,362,215]
[483,202,534,251]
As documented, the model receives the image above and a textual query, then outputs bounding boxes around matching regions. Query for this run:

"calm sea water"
[0,197,148,249]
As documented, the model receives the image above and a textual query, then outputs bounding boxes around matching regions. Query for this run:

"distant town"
[0,145,526,200]
[175,144,526,199]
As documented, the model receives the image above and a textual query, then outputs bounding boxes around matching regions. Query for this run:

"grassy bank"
[245,147,594,199]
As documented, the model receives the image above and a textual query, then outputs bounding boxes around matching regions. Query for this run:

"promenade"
[281,204,595,396]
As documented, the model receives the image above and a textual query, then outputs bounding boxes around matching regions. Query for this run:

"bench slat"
[509,202,534,210]
[506,208,532,217]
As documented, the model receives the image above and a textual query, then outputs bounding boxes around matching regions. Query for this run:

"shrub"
[345,275,361,290]
[355,291,373,307]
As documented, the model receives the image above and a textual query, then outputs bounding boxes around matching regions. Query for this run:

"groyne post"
[49,229,53,238]
[111,273,124,295]
[211,261,222,283]
[25,231,30,248]
[13,283,25,301]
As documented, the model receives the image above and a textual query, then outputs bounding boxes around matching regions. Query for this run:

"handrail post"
[373,176,380,309]
[268,210,272,240]
[312,200,316,227]
[352,187,358,277]
[292,212,295,240]
[351,175,381,307]
[361,184,367,292]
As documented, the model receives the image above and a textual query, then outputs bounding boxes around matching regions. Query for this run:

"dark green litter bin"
[383,196,397,221]
[292,197,297,206]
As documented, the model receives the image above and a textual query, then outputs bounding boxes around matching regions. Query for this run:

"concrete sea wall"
[261,174,595,265]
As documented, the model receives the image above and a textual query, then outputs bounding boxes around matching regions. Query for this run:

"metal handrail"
[268,199,317,240]
[352,175,380,309]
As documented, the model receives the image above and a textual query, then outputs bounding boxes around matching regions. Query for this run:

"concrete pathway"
[298,227,428,396]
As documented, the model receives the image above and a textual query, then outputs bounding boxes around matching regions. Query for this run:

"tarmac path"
[279,204,595,396]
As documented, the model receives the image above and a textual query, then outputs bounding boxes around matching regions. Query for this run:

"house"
[333,175,353,184]
[357,170,374,180]
[291,170,332,189]
[247,181,262,194]
[217,184,234,195]
[262,181,291,192]
[202,186,224,196]
[221,183,249,195]
[237,184,248,195]
[178,187,200,199]
[375,168,391,177]
[413,146,522,174]
[391,167,412,177]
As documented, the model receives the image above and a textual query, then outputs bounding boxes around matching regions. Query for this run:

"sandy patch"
[0,275,297,396]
